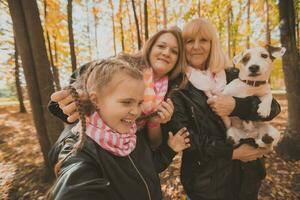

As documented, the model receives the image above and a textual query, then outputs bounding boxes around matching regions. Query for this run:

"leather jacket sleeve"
[49,154,112,200]
[164,92,233,163]
[151,142,177,173]
[225,67,281,121]
[230,96,281,121]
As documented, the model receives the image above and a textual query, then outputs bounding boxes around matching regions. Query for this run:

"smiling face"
[149,33,179,80]
[91,73,145,134]
[185,34,211,70]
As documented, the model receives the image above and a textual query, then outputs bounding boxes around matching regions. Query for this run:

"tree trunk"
[197,0,201,17]
[109,0,116,55]
[265,0,271,45]
[227,4,232,58]
[162,0,167,28]
[126,0,135,51]
[277,0,300,160]
[154,0,159,32]
[67,0,77,72]
[138,0,143,44]
[119,0,125,52]
[85,0,92,59]
[44,0,61,91]
[14,37,26,113]
[144,0,149,41]
[131,0,142,49]
[93,1,99,58]
[246,0,251,48]
[8,0,64,174]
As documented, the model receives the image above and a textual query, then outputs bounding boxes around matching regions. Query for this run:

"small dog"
[222,45,285,149]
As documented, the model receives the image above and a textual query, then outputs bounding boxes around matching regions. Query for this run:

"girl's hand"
[51,89,87,123]
[167,127,190,153]
[149,99,174,125]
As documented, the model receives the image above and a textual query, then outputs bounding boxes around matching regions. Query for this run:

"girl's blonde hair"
[142,26,186,80]
[182,18,230,73]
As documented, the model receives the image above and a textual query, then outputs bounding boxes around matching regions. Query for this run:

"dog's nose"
[249,65,260,73]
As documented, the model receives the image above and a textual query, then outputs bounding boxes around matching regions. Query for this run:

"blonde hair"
[142,26,186,80]
[182,18,230,73]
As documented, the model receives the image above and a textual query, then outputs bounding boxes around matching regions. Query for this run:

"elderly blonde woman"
[163,18,280,200]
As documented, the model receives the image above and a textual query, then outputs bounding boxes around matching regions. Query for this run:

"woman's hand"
[149,99,174,125]
[207,92,235,117]
[167,127,190,153]
[232,144,269,162]
[51,89,87,123]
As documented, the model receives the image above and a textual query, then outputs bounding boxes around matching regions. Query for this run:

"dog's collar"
[239,78,267,87]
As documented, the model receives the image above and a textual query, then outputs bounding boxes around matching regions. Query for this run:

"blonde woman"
[164,18,280,200]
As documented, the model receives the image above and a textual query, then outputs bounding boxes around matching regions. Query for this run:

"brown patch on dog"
[262,134,274,144]
[241,53,251,65]
[265,45,282,61]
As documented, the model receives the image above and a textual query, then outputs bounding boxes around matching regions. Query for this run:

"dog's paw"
[258,103,271,117]
[262,134,274,144]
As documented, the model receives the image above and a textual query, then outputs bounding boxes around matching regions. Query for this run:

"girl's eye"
[200,38,208,42]
[261,53,268,58]
[121,101,132,105]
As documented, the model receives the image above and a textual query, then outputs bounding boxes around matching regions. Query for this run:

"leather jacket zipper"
[128,155,152,200]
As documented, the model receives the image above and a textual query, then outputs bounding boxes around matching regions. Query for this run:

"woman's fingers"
[62,102,77,115]
[67,112,80,123]
[51,90,70,102]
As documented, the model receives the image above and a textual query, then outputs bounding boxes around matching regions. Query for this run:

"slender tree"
[67,0,77,72]
[8,0,64,173]
[85,0,92,59]
[109,0,116,55]
[144,0,149,40]
[197,0,201,17]
[265,0,271,45]
[126,0,135,51]
[246,0,251,48]
[162,0,167,28]
[132,0,142,49]
[14,37,26,113]
[154,0,159,32]
[119,0,125,51]
[277,0,300,160]
[44,0,61,90]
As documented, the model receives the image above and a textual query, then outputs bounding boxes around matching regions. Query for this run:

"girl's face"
[91,73,145,134]
[149,33,179,80]
[185,34,211,70]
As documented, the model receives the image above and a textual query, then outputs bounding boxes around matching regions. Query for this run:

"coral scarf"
[73,112,137,157]
[141,68,169,115]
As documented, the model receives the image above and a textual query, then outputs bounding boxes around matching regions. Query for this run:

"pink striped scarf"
[73,112,137,156]
[141,68,169,115]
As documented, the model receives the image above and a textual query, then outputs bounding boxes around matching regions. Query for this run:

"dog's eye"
[242,56,250,63]
[261,53,268,58]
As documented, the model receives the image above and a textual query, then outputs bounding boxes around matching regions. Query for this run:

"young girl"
[47,57,190,200]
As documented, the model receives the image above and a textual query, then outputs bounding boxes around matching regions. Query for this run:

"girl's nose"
[162,48,170,57]
[129,106,140,116]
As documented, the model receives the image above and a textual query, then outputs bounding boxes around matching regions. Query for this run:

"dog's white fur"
[222,45,285,148]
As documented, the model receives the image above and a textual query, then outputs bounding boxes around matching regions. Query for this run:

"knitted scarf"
[141,68,169,115]
[73,112,137,157]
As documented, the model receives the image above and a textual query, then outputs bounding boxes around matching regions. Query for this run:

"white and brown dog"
[222,45,285,149]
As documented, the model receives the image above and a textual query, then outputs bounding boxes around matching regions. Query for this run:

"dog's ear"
[232,52,243,65]
[266,45,286,60]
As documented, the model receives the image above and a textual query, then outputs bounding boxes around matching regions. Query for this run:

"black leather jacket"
[48,128,176,200]
[163,68,281,200]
